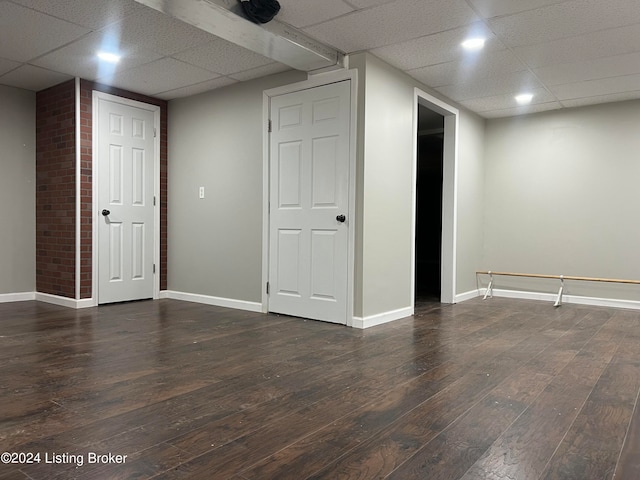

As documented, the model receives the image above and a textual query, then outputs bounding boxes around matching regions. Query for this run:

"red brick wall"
[36,79,168,300]
[36,80,77,298]
[79,81,168,296]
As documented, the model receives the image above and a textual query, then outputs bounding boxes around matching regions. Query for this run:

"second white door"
[268,80,351,324]
[95,93,157,304]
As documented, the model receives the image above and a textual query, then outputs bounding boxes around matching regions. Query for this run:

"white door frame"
[262,69,358,325]
[92,91,161,304]
[411,88,459,306]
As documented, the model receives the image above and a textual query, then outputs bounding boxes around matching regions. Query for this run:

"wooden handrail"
[476,271,640,285]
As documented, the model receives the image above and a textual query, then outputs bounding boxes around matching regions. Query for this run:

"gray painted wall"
[351,53,486,318]
[483,100,640,300]
[168,54,486,317]
[456,112,486,295]
[0,86,35,294]
[167,70,305,302]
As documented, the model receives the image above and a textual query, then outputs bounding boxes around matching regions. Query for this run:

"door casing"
[262,70,358,325]
[411,88,459,306]
[92,91,161,305]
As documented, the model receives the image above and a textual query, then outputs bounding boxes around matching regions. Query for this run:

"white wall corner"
[455,289,480,303]
[35,292,96,309]
[352,306,413,329]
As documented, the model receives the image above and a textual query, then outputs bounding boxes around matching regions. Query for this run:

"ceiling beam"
[134,0,345,72]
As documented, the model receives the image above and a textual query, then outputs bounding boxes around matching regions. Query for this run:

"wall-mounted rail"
[476,270,640,307]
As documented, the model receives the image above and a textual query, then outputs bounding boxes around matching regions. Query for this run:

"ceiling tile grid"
[460,88,558,113]
[0,1,89,62]
[550,73,640,101]
[0,57,21,76]
[100,57,217,96]
[155,76,239,101]
[487,0,640,48]
[480,101,564,119]
[276,0,354,28]
[533,51,640,87]
[229,63,292,82]
[436,70,545,103]
[372,22,504,71]
[0,64,73,91]
[513,24,640,70]
[407,48,529,89]
[468,0,574,19]
[303,0,479,52]
[9,0,140,29]
[1,0,640,118]
[30,30,163,81]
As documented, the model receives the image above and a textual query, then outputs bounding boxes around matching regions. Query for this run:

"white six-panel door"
[96,94,156,304]
[268,80,351,324]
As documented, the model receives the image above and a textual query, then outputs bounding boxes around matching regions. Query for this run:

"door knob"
[336,214,346,223]
[101,209,110,216]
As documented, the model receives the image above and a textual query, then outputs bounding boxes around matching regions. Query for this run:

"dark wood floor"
[1,297,640,480]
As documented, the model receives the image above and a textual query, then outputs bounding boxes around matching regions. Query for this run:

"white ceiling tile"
[436,70,543,102]
[408,49,528,88]
[277,0,354,28]
[101,58,218,96]
[0,57,21,76]
[481,101,563,118]
[372,22,502,71]
[0,64,73,91]
[489,0,640,47]
[9,0,139,29]
[346,0,397,8]
[514,24,640,69]
[560,91,640,108]
[534,52,640,86]
[468,0,572,19]
[173,38,273,75]
[459,88,557,112]
[108,6,216,56]
[304,0,479,52]
[549,74,640,100]
[31,31,162,82]
[156,76,238,100]
[0,2,89,62]
[229,63,292,81]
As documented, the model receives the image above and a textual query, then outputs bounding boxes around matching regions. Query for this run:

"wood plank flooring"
[1,297,639,479]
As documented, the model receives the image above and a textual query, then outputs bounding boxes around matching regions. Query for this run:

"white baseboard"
[351,306,413,329]
[0,292,36,303]
[35,293,96,309]
[162,290,263,313]
[455,289,481,303]
[480,288,640,311]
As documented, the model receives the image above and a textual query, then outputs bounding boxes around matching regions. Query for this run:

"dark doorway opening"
[415,105,444,302]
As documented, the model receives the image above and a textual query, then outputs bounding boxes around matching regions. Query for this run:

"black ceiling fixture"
[239,0,281,24]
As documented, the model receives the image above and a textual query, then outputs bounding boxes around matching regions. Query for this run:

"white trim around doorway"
[411,88,459,307]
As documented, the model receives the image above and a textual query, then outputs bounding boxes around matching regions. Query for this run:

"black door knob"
[101,209,110,216]
[336,214,346,223]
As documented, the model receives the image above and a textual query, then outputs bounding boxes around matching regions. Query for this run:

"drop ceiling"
[1,0,640,118]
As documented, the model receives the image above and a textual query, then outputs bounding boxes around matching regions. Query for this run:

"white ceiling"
[1,0,640,117]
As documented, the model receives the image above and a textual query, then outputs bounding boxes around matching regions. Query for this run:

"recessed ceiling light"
[97,51,121,63]
[515,93,534,105]
[461,38,486,50]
